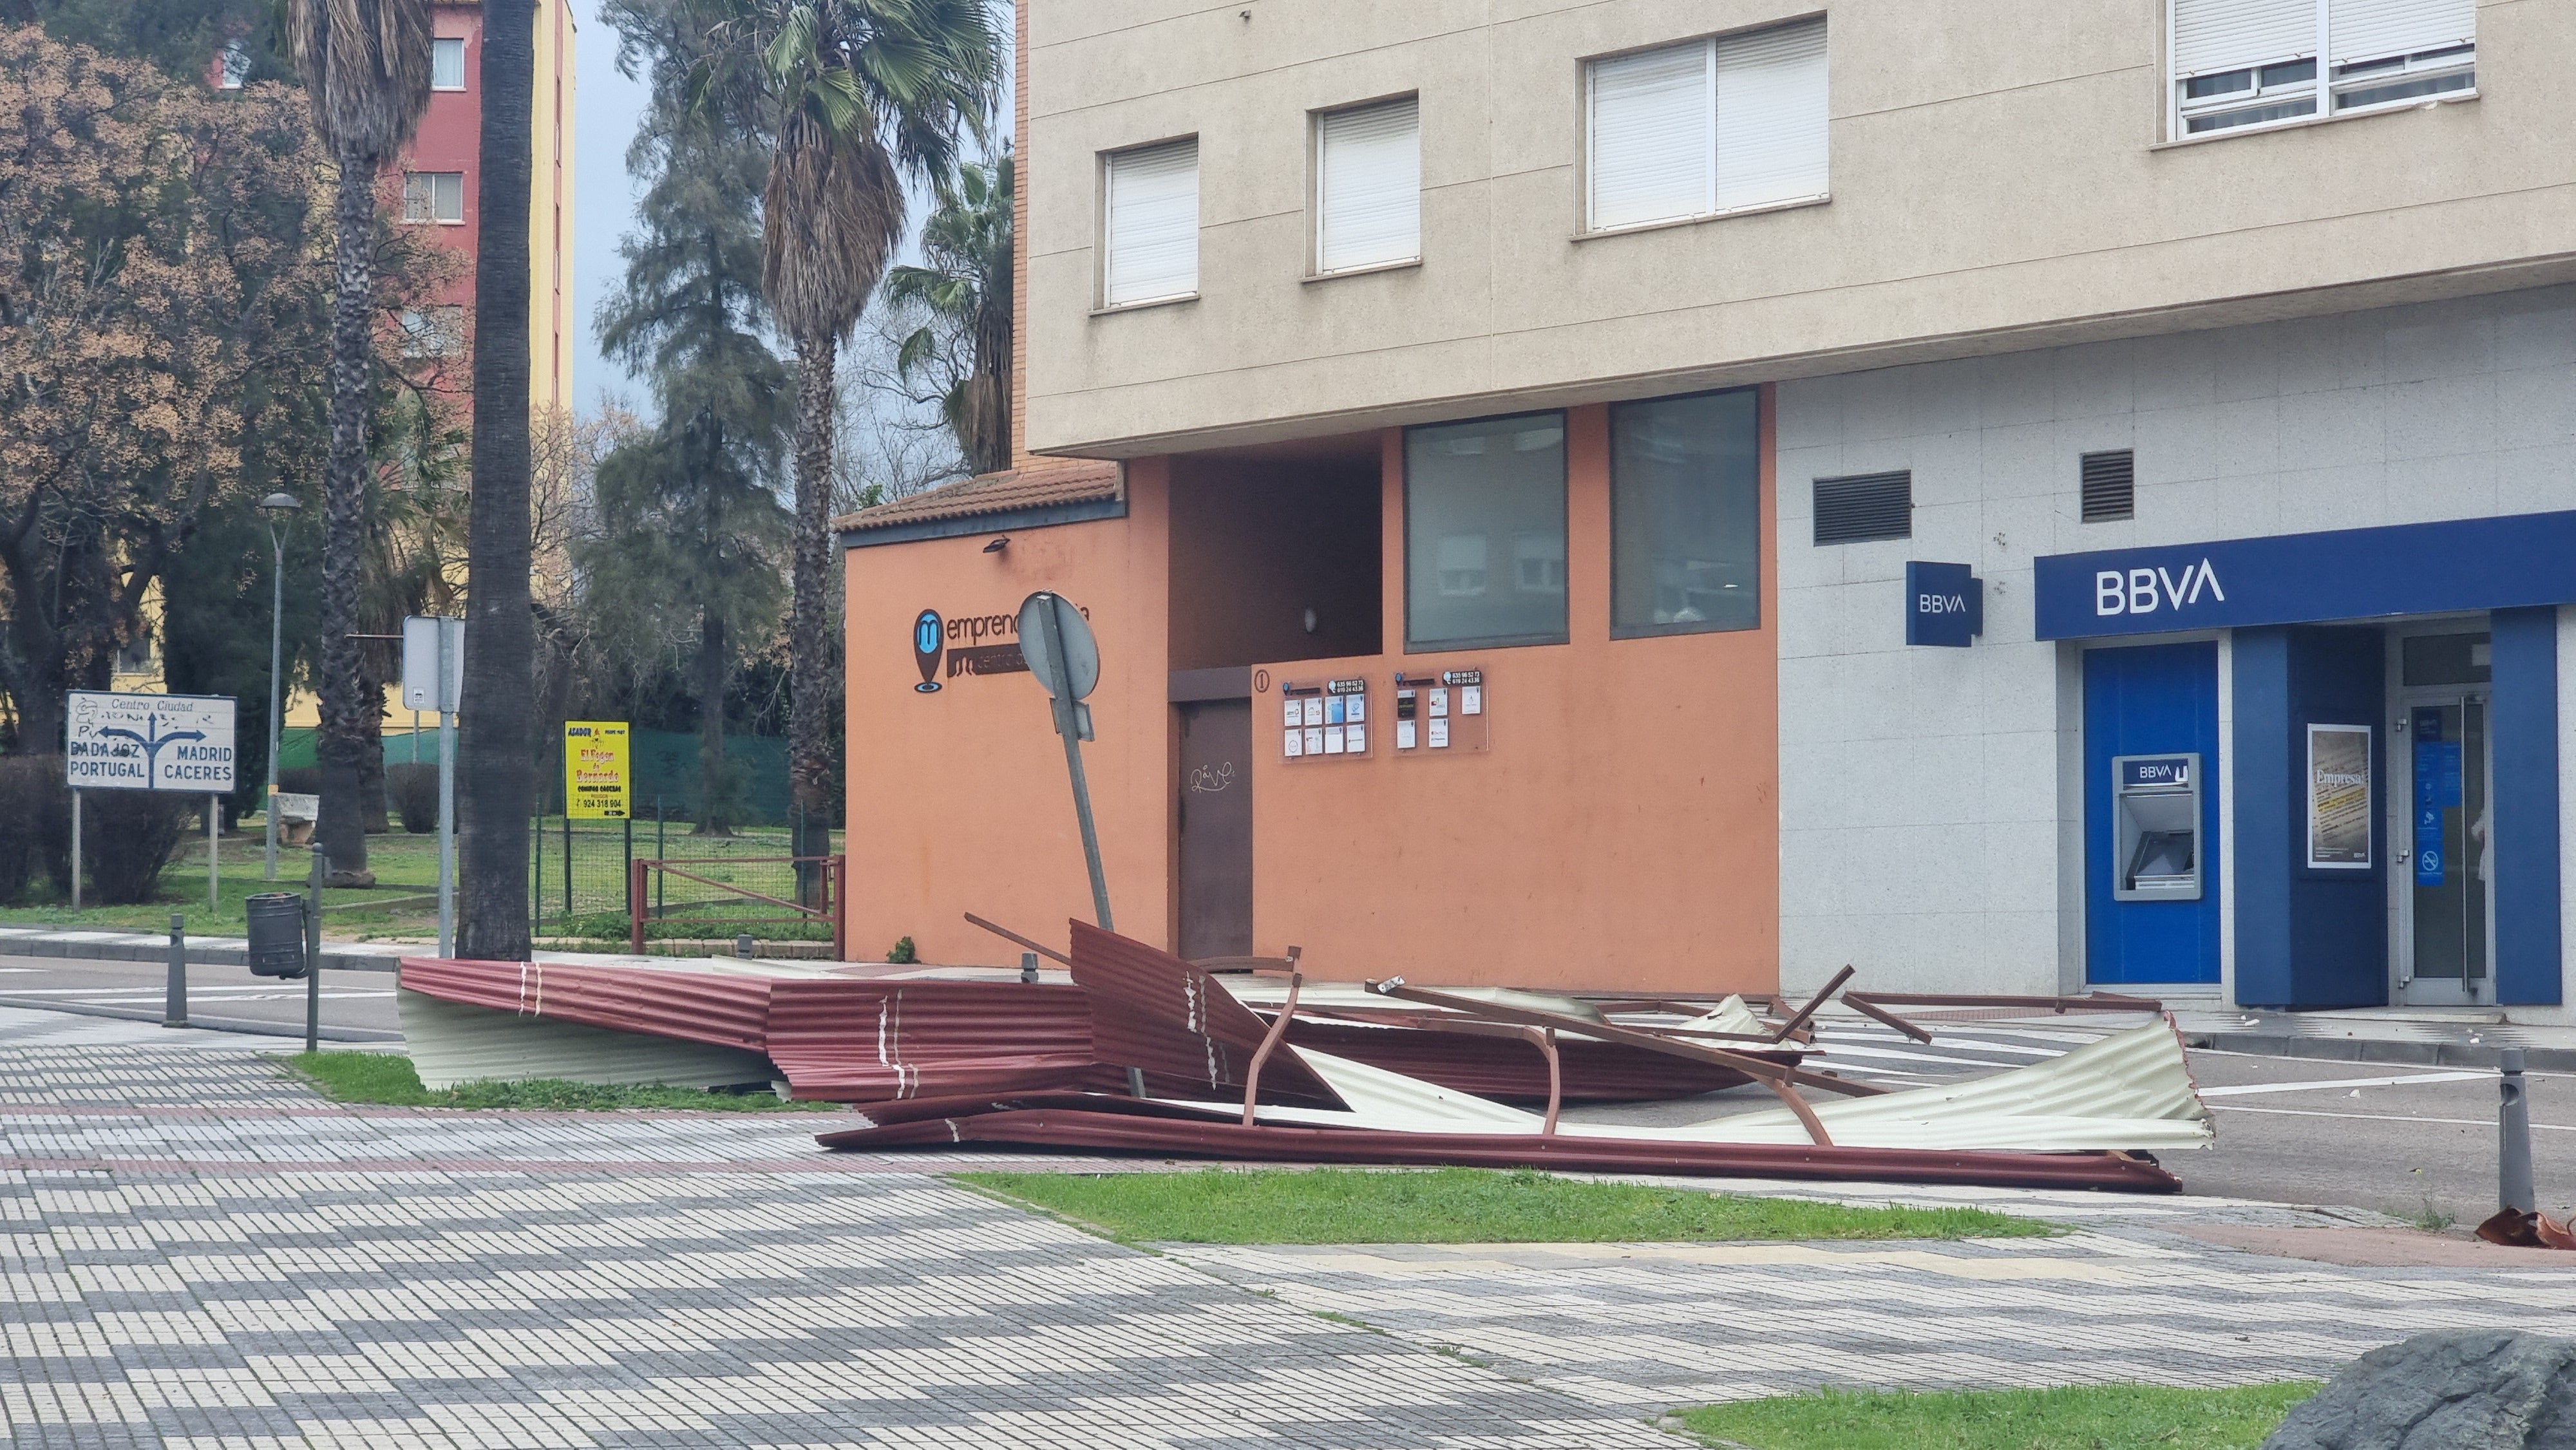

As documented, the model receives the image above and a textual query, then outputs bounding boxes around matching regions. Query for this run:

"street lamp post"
[258,493,299,882]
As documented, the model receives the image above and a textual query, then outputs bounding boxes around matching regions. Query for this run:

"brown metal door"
[1177,698,1253,959]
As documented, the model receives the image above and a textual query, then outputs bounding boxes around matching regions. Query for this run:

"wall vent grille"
[1812,471,1913,545]
[2081,450,2136,522]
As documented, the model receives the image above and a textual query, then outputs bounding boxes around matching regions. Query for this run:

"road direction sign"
[66,692,236,792]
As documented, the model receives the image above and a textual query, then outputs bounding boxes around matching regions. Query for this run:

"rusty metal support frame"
[1841,991,1935,1043]
[628,856,846,956]
[1239,947,1303,1125]
[1301,1006,1566,1136]
[1365,978,1888,1099]
[965,913,1073,967]
[1768,964,1855,1044]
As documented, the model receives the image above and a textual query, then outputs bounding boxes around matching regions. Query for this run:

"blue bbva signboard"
[1905,561,1983,647]
[2033,509,2576,639]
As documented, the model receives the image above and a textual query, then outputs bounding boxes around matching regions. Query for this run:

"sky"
[570,0,651,417]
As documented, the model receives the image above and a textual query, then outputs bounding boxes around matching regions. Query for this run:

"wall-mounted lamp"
[1302,607,1318,634]
[982,536,1009,554]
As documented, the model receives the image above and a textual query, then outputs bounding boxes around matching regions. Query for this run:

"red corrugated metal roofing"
[1068,921,1343,1105]
[815,1108,2182,1192]
[762,979,1097,1100]
[401,958,773,1052]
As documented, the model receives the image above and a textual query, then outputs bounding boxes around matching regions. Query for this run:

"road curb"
[0,995,402,1043]
[2186,1030,2575,1072]
[0,934,399,973]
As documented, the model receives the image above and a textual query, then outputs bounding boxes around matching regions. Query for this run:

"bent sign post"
[1018,591,1112,935]
[66,691,237,914]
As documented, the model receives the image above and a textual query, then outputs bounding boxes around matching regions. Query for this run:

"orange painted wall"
[840,462,1171,966]
[1241,399,1781,995]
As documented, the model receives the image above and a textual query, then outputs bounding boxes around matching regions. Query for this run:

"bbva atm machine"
[2111,753,2202,900]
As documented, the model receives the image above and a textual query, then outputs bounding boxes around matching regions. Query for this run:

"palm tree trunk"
[692,610,731,838]
[456,0,535,961]
[788,332,837,848]
[314,149,376,883]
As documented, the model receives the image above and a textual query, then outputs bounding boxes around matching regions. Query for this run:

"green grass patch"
[1674,1384,2320,1450]
[282,1050,837,1113]
[952,1167,2055,1245]
[547,910,837,944]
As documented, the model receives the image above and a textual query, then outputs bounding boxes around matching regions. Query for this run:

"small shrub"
[82,791,195,903]
[276,766,322,798]
[887,935,917,964]
[386,763,439,833]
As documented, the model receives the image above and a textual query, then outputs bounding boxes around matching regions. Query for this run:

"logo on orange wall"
[913,609,943,692]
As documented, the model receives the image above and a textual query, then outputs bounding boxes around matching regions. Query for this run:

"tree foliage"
[585,0,790,835]
[0,27,327,754]
[886,152,1011,476]
[708,0,1001,831]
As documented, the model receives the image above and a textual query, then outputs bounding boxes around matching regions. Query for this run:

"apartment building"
[840,0,2576,1015]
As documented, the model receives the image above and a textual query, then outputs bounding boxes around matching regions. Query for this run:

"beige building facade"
[862,0,2576,1013]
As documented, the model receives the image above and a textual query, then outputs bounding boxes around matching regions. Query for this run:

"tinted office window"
[1611,389,1759,636]
[1406,413,1569,650]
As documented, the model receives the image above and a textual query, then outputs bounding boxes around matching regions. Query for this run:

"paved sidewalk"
[0,1010,1674,1449]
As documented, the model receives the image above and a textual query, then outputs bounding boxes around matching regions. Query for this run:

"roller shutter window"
[2171,0,2472,137]
[1103,138,1200,308]
[1714,19,1830,211]
[1587,17,1827,233]
[2327,0,2475,110]
[1316,97,1421,274]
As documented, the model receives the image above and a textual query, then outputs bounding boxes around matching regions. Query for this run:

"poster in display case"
[2306,723,2372,869]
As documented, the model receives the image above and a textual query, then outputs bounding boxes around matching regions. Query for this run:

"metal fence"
[529,801,837,943]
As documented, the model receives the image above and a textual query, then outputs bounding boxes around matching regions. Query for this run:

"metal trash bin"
[245,892,308,979]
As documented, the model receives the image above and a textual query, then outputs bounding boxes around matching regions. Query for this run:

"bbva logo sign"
[2095,560,2225,617]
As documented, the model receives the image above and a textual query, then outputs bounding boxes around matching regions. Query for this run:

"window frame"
[431,36,468,91]
[1096,136,1202,313]
[1580,17,1830,238]
[402,171,465,225]
[1402,410,1573,654]
[1310,93,1423,279]
[1607,386,1765,641]
[2166,2,2476,142]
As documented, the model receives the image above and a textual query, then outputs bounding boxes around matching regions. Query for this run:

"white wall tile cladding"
[1774,285,2576,996]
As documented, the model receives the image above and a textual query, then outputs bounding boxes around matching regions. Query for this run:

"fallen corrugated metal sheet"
[398,987,777,1091]
[761,979,1097,1100]
[1277,1019,1754,1102]
[816,1109,2180,1192]
[1068,922,1345,1106]
[401,957,777,1053]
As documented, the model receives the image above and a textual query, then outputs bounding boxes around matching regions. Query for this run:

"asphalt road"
[0,953,402,1039]
[0,962,2562,1223]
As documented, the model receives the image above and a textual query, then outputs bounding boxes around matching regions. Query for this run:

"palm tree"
[885,154,1012,477]
[715,0,999,850]
[288,0,434,884]
[455,0,536,960]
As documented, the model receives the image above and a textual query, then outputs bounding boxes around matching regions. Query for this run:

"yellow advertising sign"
[564,721,630,820]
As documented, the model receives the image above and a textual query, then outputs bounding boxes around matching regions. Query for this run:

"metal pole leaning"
[305,849,325,1055]
[2500,1046,2535,1216]
[164,913,188,1028]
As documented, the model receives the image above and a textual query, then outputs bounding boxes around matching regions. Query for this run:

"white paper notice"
[1460,685,1482,716]
[1283,728,1303,758]
[1345,695,1366,724]
[1430,688,1450,718]
[1303,697,1325,727]
[1323,726,1345,755]
[1396,720,1417,750]
[1284,699,1302,729]
[1346,723,1367,753]
[1428,719,1450,749]
[1303,726,1325,755]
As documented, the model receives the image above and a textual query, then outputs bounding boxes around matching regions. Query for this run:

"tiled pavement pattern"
[1168,1202,2576,1411]
[0,1012,1678,1449]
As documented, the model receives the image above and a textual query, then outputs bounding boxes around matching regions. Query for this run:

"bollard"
[2501,1046,2535,1215]
[162,913,188,1028]
[1020,951,1039,985]
[305,851,325,1055]
[735,934,755,960]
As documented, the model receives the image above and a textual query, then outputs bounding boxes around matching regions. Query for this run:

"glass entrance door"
[2398,692,2492,1004]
